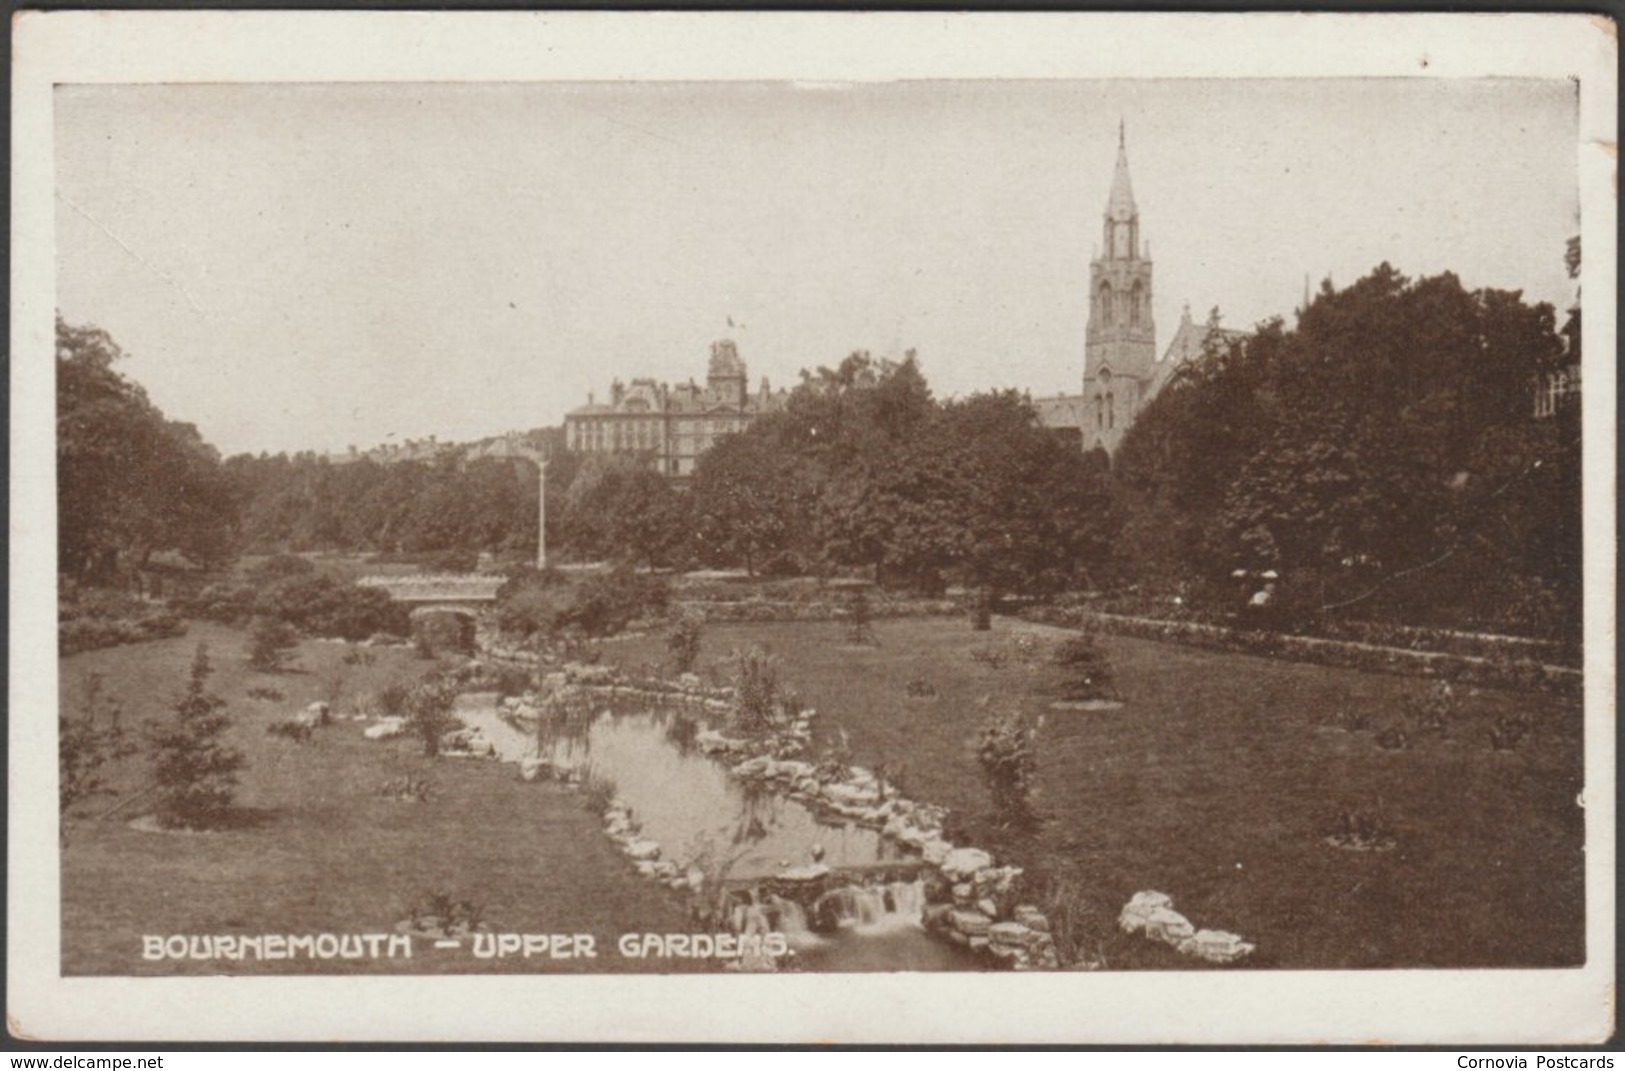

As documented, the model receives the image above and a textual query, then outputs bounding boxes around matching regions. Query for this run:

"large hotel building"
[563,339,789,482]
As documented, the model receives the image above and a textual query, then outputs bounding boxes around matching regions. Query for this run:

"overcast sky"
[55,78,1578,457]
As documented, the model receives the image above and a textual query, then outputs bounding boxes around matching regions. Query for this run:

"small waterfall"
[767,894,818,949]
[810,878,926,935]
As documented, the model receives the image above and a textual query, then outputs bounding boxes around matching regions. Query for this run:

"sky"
[55,78,1579,457]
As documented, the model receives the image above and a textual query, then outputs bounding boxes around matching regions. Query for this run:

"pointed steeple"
[1107,120,1137,221]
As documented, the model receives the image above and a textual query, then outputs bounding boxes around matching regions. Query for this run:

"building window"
[1107,392,1115,429]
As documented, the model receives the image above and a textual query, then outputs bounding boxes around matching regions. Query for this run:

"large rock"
[1177,929,1256,964]
[624,839,662,862]
[920,838,953,866]
[988,921,1039,951]
[778,863,830,883]
[1013,905,1050,932]
[1144,906,1196,946]
[823,782,881,808]
[696,729,744,755]
[1118,890,1174,934]
[949,909,992,937]
[940,847,994,881]
[732,756,773,779]
[363,717,407,741]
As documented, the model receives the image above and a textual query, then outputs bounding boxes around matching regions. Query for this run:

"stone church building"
[1034,126,1240,455]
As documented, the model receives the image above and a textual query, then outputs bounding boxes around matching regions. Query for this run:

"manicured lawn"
[60,623,702,975]
[605,615,1585,970]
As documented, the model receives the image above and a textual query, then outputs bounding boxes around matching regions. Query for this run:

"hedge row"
[1019,606,1581,696]
[59,591,188,656]
[678,597,960,624]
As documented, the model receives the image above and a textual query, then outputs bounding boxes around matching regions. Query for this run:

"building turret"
[707,339,747,406]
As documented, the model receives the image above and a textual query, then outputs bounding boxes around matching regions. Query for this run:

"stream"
[453,692,981,970]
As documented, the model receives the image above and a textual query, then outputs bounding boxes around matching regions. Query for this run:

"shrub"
[60,673,135,821]
[375,682,410,717]
[58,588,187,655]
[266,719,314,744]
[1490,712,1534,751]
[1330,705,1373,733]
[664,710,700,753]
[491,664,534,699]
[401,891,484,938]
[844,590,878,646]
[246,686,285,702]
[1036,872,1109,970]
[1402,681,1458,737]
[970,589,994,632]
[728,646,782,734]
[968,644,1007,670]
[976,708,1038,829]
[1325,808,1396,851]
[565,566,671,637]
[245,617,300,672]
[1051,632,1115,704]
[581,771,619,815]
[405,675,461,758]
[175,581,257,624]
[1373,724,1410,751]
[341,647,377,667]
[377,775,436,803]
[254,576,408,641]
[666,613,704,675]
[493,567,568,636]
[904,677,938,700]
[145,645,247,830]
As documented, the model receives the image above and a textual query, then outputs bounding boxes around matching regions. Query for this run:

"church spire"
[1107,121,1137,222]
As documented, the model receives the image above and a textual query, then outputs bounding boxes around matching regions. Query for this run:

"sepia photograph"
[10,10,1616,1045]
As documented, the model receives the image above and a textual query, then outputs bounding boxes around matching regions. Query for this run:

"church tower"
[1083,123,1156,453]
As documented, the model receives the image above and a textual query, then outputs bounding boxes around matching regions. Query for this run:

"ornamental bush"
[145,645,247,830]
[976,708,1038,829]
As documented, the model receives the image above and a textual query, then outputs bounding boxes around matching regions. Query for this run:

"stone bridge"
[357,574,504,618]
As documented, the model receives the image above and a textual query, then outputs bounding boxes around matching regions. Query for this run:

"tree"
[563,466,689,567]
[1114,264,1575,635]
[245,617,300,672]
[58,316,238,582]
[60,673,135,830]
[146,645,246,829]
[690,423,817,576]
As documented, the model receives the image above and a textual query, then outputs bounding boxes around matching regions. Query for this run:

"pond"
[453,692,982,971]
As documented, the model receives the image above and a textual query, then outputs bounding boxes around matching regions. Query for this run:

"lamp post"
[535,457,548,570]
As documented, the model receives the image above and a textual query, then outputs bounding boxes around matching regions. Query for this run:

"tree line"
[57,254,1582,642]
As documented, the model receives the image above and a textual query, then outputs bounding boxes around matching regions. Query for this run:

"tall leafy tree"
[57,316,237,582]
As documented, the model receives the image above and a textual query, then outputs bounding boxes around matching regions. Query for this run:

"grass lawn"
[605,615,1585,970]
[60,622,703,975]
